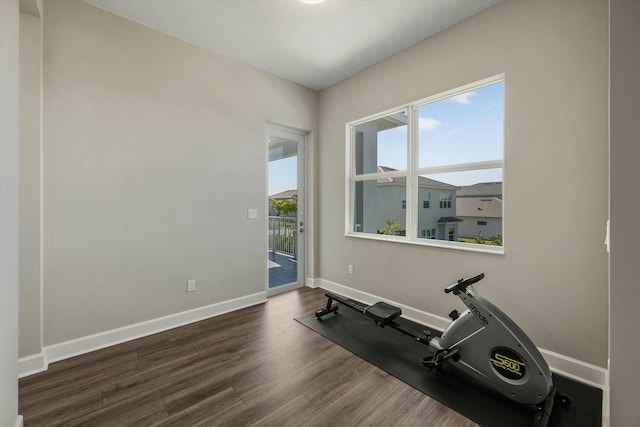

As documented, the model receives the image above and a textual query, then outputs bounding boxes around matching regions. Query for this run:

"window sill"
[345,232,505,255]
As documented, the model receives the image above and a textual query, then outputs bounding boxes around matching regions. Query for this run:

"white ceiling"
[83,0,501,91]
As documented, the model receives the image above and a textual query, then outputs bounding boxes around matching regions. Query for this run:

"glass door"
[266,125,305,296]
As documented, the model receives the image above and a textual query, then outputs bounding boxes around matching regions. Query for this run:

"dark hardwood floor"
[19,287,479,426]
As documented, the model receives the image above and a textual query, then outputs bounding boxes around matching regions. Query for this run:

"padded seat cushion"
[364,302,402,325]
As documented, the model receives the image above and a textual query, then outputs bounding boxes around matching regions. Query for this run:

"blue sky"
[378,81,504,186]
[269,155,297,196]
[269,82,504,195]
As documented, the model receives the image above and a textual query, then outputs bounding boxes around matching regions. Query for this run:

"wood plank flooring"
[19,287,479,426]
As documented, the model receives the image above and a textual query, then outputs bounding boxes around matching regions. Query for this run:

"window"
[439,193,452,209]
[477,221,487,226]
[346,76,504,253]
[421,228,436,239]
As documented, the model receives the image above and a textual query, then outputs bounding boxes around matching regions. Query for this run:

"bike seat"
[364,302,402,326]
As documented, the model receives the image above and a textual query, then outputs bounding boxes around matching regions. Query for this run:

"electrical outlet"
[348,264,354,275]
[187,279,196,292]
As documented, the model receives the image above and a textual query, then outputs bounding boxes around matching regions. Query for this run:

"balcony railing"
[268,216,297,257]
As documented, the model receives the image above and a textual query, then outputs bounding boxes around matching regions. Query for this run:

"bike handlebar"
[445,273,485,295]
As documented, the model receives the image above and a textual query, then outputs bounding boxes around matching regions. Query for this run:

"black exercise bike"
[315,273,571,427]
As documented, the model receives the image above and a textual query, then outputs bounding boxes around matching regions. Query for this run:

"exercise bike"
[315,273,570,427]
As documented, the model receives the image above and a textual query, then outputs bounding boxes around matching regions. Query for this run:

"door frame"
[265,124,306,297]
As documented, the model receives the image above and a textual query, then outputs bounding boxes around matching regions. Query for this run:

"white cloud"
[449,91,477,105]
[419,117,442,131]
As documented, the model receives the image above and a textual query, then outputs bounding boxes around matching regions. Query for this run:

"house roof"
[269,189,298,200]
[457,182,502,198]
[438,216,463,223]
[377,166,459,191]
[456,197,503,218]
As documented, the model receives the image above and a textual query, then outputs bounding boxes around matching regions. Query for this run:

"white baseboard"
[318,278,450,331]
[19,280,608,402]
[19,291,266,377]
[306,277,319,288]
[15,415,23,427]
[316,278,608,390]
[537,348,608,389]
[18,353,47,378]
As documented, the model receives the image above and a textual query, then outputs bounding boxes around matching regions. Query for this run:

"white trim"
[14,415,23,427]
[316,278,607,390]
[18,353,46,378]
[38,3,44,354]
[265,123,308,294]
[351,169,408,182]
[304,131,315,284]
[306,277,318,288]
[19,292,266,377]
[318,278,450,332]
[416,160,504,176]
[344,124,352,235]
[344,75,506,254]
[414,73,505,106]
[539,349,608,427]
[266,281,301,298]
[345,231,505,255]
[537,348,608,389]
[264,127,271,295]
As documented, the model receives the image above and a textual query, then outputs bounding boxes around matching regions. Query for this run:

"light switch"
[248,209,258,219]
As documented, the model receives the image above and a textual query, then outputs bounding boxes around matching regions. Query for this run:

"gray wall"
[0,0,20,424]
[16,0,638,423]
[20,9,42,358]
[37,0,317,346]
[318,0,609,367]
[609,0,640,425]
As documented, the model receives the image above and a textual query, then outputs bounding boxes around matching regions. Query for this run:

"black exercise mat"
[296,306,602,427]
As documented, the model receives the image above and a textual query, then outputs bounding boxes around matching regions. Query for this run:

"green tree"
[379,218,402,236]
[269,198,298,216]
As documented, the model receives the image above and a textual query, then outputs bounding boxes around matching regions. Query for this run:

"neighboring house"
[357,166,461,241]
[269,189,298,216]
[456,182,503,240]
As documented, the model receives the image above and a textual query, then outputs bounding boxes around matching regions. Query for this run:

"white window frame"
[439,193,452,209]
[345,74,505,254]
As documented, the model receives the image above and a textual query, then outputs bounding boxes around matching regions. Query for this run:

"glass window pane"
[417,169,502,247]
[354,110,408,175]
[423,191,430,209]
[418,82,503,168]
[353,178,407,235]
